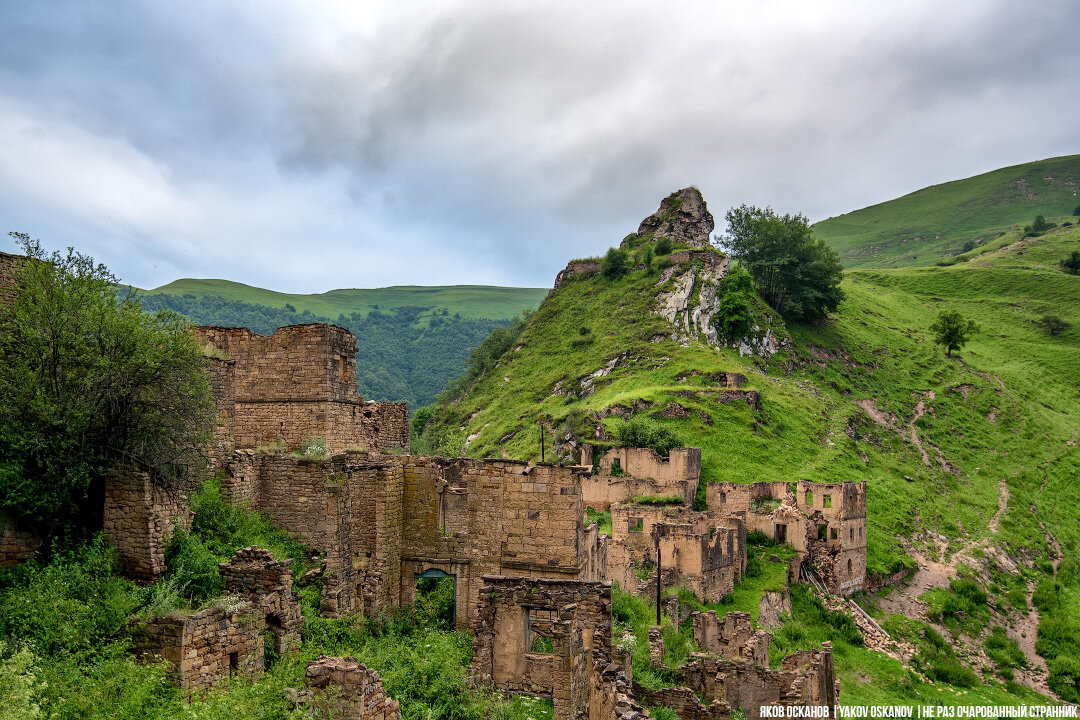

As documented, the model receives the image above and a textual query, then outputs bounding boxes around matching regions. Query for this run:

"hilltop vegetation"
[417,194,1080,701]
[813,154,1080,269]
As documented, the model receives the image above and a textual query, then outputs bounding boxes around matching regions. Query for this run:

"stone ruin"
[584,442,867,598]
[289,656,401,720]
[707,480,867,595]
[580,446,701,510]
[192,324,409,466]
[470,576,839,720]
[131,546,303,690]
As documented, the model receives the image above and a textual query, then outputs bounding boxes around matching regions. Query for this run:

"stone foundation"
[0,525,41,568]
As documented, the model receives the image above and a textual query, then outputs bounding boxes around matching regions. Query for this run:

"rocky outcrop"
[634,187,715,249]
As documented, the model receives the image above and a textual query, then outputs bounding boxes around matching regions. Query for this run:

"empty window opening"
[228,652,239,672]
[830,528,838,540]
[860,526,863,537]
[610,458,624,477]
[774,523,788,544]
[805,491,814,506]
[823,494,832,508]
[629,517,644,533]
[849,528,854,542]
[526,608,557,654]
[817,524,828,541]
[415,569,456,630]
[339,355,348,383]
[264,614,284,669]
[847,558,853,575]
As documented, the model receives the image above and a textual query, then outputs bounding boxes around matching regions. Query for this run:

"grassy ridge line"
[139,278,550,321]
[813,154,1080,268]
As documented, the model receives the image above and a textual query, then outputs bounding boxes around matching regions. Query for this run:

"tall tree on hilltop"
[719,205,844,320]
[0,234,213,538]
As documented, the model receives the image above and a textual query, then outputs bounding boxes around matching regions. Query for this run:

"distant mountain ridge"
[813,153,1080,268]
[142,278,548,321]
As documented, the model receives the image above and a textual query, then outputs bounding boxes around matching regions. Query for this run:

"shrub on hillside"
[1061,251,1080,274]
[617,417,683,457]
[601,247,630,279]
[654,236,672,255]
[1038,314,1068,336]
[712,266,756,343]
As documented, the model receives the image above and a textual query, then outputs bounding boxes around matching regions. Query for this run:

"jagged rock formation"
[632,187,715,248]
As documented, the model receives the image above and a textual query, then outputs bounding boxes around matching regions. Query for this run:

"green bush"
[0,640,44,720]
[1032,577,1060,611]
[617,417,683,457]
[746,529,776,546]
[984,626,1025,669]
[602,247,630,279]
[654,237,672,255]
[1049,654,1080,703]
[712,267,756,343]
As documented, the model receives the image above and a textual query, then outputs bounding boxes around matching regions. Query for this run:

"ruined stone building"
[580,446,701,510]
[193,324,409,463]
[471,575,839,720]
[131,547,303,690]
[706,480,867,595]
[585,443,866,598]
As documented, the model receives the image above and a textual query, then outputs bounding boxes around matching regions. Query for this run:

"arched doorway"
[415,568,456,630]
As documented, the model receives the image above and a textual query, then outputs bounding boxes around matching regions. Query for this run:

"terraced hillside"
[418,192,1080,702]
[813,154,1080,269]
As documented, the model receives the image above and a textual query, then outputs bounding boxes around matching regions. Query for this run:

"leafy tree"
[1073,205,1080,216]
[1061,251,1080,274]
[1032,215,1051,232]
[654,236,672,255]
[1039,314,1068,336]
[930,310,978,357]
[601,247,630,279]
[719,205,844,320]
[617,416,683,457]
[712,266,756,343]
[0,235,213,535]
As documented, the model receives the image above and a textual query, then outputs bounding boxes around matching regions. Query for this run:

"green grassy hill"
[814,154,1080,268]
[143,278,548,321]
[418,206,1080,702]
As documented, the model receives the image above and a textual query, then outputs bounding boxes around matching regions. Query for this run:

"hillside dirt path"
[877,477,1057,696]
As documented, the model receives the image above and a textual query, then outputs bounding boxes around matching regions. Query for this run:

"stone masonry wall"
[0,525,41,568]
[295,656,401,720]
[706,480,866,595]
[194,324,409,456]
[103,466,192,581]
[219,546,304,654]
[691,610,770,666]
[132,602,263,690]
[471,576,613,720]
[581,447,700,511]
[0,251,20,305]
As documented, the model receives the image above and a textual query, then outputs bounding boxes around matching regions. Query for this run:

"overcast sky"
[2,1,1078,292]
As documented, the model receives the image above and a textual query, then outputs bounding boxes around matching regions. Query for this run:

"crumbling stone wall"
[132,602,263,690]
[649,643,838,720]
[580,447,701,511]
[0,251,20,305]
[587,657,650,720]
[632,685,729,720]
[0,525,41,568]
[471,576,613,720]
[193,324,409,458]
[554,259,601,289]
[706,480,866,595]
[219,546,304,655]
[214,452,604,624]
[691,610,770,666]
[103,466,192,580]
[293,656,401,720]
[607,504,744,602]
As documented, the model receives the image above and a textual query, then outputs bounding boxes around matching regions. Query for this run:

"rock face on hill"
[633,186,715,248]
